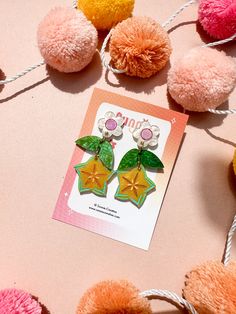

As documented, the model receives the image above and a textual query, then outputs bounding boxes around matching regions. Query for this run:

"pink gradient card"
[53,88,188,250]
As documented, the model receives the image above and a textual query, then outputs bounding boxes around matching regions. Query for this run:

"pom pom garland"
[167,47,236,112]
[77,0,135,30]
[37,7,98,73]
[198,0,236,40]
[0,289,42,314]
[109,16,172,78]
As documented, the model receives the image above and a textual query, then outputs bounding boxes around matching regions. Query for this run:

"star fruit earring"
[75,112,124,196]
[115,120,164,208]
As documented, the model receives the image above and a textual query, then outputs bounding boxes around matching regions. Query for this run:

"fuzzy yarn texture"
[77,0,135,30]
[199,0,236,40]
[167,47,236,112]
[0,289,42,314]
[183,261,236,313]
[233,150,236,175]
[37,7,98,73]
[77,280,152,314]
[109,16,172,78]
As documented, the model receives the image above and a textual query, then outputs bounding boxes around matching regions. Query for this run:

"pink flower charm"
[0,289,42,314]
[98,112,124,138]
[133,121,160,148]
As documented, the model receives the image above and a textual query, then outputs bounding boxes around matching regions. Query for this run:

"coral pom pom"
[37,7,98,73]
[109,16,172,78]
[198,0,236,40]
[183,261,236,313]
[77,0,135,30]
[77,280,152,313]
[167,47,236,112]
[0,289,42,314]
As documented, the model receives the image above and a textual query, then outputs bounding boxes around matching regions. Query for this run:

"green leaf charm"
[140,150,164,169]
[99,140,114,170]
[76,136,101,152]
[118,149,139,171]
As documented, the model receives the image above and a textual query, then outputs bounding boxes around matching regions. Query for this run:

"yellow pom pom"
[77,0,135,30]
[233,150,236,175]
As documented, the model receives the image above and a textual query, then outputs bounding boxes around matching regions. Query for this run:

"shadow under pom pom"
[77,280,152,314]
[109,16,172,78]
[0,289,42,314]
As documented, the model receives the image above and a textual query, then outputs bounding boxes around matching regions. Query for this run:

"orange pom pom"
[109,16,171,78]
[183,261,236,313]
[77,280,152,313]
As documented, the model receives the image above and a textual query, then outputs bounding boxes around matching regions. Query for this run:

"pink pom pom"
[0,289,42,313]
[37,7,98,73]
[198,0,236,40]
[167,47,236,112]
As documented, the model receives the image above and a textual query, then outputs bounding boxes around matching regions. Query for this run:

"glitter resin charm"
[115,120,164,208]
[75,112,124,196]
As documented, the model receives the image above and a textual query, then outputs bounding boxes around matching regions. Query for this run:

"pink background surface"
[0,1,235,313]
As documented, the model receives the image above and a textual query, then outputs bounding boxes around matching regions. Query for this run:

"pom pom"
[109,16,172,78]
[0,289,42,313]
[233,150,236,175]
[77,0,135,30]
[183,261,236,313]
[77,280,152,313]
[37,7,98,73]
[198,0,236,40]
[167,47,236,112]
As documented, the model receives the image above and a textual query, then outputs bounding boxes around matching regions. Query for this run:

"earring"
[115,120,164,208]
[75,111,124,196]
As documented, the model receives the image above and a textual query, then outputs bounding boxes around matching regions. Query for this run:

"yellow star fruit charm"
[115,166,156,208]
[75,157,114,196]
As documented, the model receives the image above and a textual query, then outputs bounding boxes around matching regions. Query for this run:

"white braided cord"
[100,29,126,74]
[140,289,198,314]
[161,0,196,29]
[208,108,236,115]
[223,214,236,266]
[72,0,77,9]
[202,33,236,48]
[0,60,45,85]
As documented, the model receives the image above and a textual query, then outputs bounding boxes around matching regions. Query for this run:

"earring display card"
[53,88,188,250]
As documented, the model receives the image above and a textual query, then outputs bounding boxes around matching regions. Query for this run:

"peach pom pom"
[167,47,236,112]
[183,261,236,313]
[109,16,172,78]
[77,0,135,30]
[77,280,152,314]
[199,0,236,40]
[37,7,98,73]
[0,289,42,313]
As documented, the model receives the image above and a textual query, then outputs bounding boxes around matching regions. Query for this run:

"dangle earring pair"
[74,112,164,208]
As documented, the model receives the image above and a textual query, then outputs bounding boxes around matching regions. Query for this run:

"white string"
[223,214,236,266]
[161,0,196,29]
[0,60,45,85]
[202,33,236,48]
[140,289,198,314]
[72,0,77,9]
[208,108,236,115]
[100,29,126,74]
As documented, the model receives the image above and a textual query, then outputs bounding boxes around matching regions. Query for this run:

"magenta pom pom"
[37,7,98,73]
[199,0,236,40]
[0,289,42,313]
[167,47,236,112]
